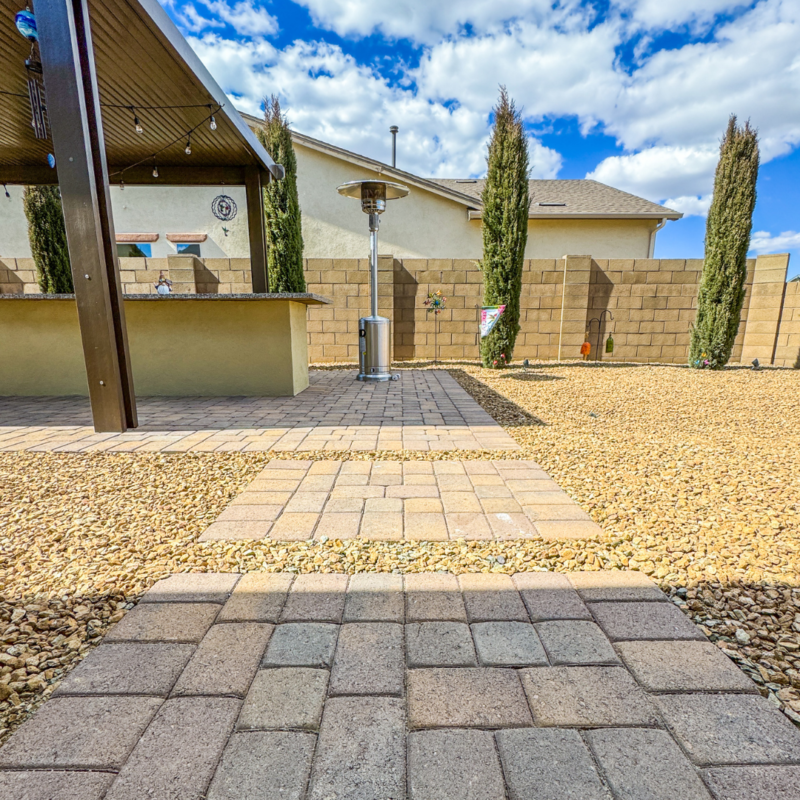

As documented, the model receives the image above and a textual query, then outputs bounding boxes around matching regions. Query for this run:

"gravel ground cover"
[1,362,799,742]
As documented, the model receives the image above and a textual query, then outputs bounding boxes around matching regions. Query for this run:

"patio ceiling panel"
[0,0,277,182]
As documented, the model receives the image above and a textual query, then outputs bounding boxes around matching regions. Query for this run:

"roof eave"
[467,210,684,221]
[138,0,280,179]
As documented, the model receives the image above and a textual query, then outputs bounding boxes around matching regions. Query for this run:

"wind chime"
[15,6,49,141]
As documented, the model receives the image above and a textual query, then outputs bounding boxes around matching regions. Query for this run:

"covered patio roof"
[0,0,283,433]
[0,0,280,186]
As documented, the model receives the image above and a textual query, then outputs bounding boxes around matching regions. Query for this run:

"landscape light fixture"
[337,179,409,381]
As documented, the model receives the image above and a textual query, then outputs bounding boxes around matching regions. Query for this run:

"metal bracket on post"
[37,0,137,432]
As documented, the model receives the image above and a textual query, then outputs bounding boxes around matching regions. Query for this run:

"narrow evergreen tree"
[689,116,759,369]
[480,87,529,368]
[23,185,73,294]
[256,96,305,292]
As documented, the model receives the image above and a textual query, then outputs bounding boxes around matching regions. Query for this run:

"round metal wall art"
[211,195,237,221]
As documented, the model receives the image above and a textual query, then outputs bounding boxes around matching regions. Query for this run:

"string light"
[209,115,217,131]
[131,107,143,134]
[3,184,10,199]
[184,133,192,155]
[152,164,159,178]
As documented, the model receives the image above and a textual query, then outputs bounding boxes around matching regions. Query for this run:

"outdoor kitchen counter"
[0,293,332,396]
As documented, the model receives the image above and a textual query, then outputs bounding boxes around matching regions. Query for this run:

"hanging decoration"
[605,334,614,354]
[480,305,506,338]
[15,7,49,140]
[581,338,591,360]
[423,289,447,315]
[211,195,237,221]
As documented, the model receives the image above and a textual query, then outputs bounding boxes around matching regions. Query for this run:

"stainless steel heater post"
[337,180,409,381]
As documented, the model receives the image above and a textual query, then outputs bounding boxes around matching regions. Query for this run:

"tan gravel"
[2,361,799,741]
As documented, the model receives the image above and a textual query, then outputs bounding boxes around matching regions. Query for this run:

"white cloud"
[202,0,278,36]
[614,0,751,32]
[749,230,800,254]
[188,35,563,178]
[292,0,576,44]
[169,0,278,36]
[587,145,719,207]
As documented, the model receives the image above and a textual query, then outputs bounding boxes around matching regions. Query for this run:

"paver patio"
[0,370,517,452]
[199,459,601,541]
[2,571,799,800]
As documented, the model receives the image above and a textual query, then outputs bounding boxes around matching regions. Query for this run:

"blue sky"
[161,0,800,277]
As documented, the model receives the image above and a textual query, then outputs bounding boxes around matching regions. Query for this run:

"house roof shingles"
[431,179,681,219]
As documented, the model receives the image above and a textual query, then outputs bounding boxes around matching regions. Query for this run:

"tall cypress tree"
[689,116,759,369]
[23,185,73,294]
[480,87,529,368]
[256,96,305,293]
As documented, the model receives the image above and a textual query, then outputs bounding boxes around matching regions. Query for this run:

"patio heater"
[337,180,409,381]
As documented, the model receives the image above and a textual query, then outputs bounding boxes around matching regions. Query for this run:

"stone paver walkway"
[200,459,601,541]
[0,370,517,452]
[2,571,799,800]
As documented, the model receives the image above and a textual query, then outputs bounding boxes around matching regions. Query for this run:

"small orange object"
[580,340,591,359]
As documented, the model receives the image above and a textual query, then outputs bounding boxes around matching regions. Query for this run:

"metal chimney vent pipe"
[390,126,398,168]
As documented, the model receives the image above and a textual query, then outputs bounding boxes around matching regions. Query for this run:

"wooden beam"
[245,165,268,293]
[37,0,137,432]
[0,165,250,186]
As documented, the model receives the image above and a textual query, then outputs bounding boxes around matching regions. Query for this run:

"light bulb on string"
[209,115,217,131]
[152,164,159,178]
[131,108,143,134]
[184,133,192,156]
[3,184,10,199]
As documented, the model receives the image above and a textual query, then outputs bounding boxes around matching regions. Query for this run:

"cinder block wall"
[2,253,795,366]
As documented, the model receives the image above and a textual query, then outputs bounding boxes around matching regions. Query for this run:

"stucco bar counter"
[0,294,331,397]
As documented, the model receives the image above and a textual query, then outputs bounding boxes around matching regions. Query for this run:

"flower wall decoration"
[423,289,447,314]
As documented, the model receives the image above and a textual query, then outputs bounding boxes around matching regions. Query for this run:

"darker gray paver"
[408,668,532,728]
[568,571,666,602]
[535,620,620,665]
[0,696,161,769]
[702,766,800,800]
[206,731,316,800]
[459,573,529,621]
[521,666,659,727]
[616,640,758,693]
[513,572,593,622]
[0,771,115,800]
[330,623,404,695]
[590,601,705,641]
[408,730,505,800]
[655,694,800,766]
[280,574,348,622]
[263,623,339,667]
[237,668,329,731]
[344,573,404,622]
[586,728,712,800]
[141,573,240,604]
[105,602,219,643]
[496,728,608,800]
[406,622,477,667]
[216,573,294,622]
[54,643,194,696]
[171,623,273,696]
[471,622,548,667]
[405,574,467,622]
[307,696,406,800]
[104,697,241,800]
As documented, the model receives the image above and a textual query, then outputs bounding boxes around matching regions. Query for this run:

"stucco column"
[740,253,789,365]
[557,255,592,360]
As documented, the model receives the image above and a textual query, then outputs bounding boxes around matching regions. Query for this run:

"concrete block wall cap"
[116,232,159,242]
[165,233,208,243]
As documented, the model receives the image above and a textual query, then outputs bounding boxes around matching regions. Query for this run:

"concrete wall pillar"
[557,255,592,360]
[740,254,790,365]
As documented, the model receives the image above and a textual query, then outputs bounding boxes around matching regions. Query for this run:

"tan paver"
[0,370,517,452]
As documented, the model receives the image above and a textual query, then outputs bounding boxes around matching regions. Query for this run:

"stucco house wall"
[1,128,666,262]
